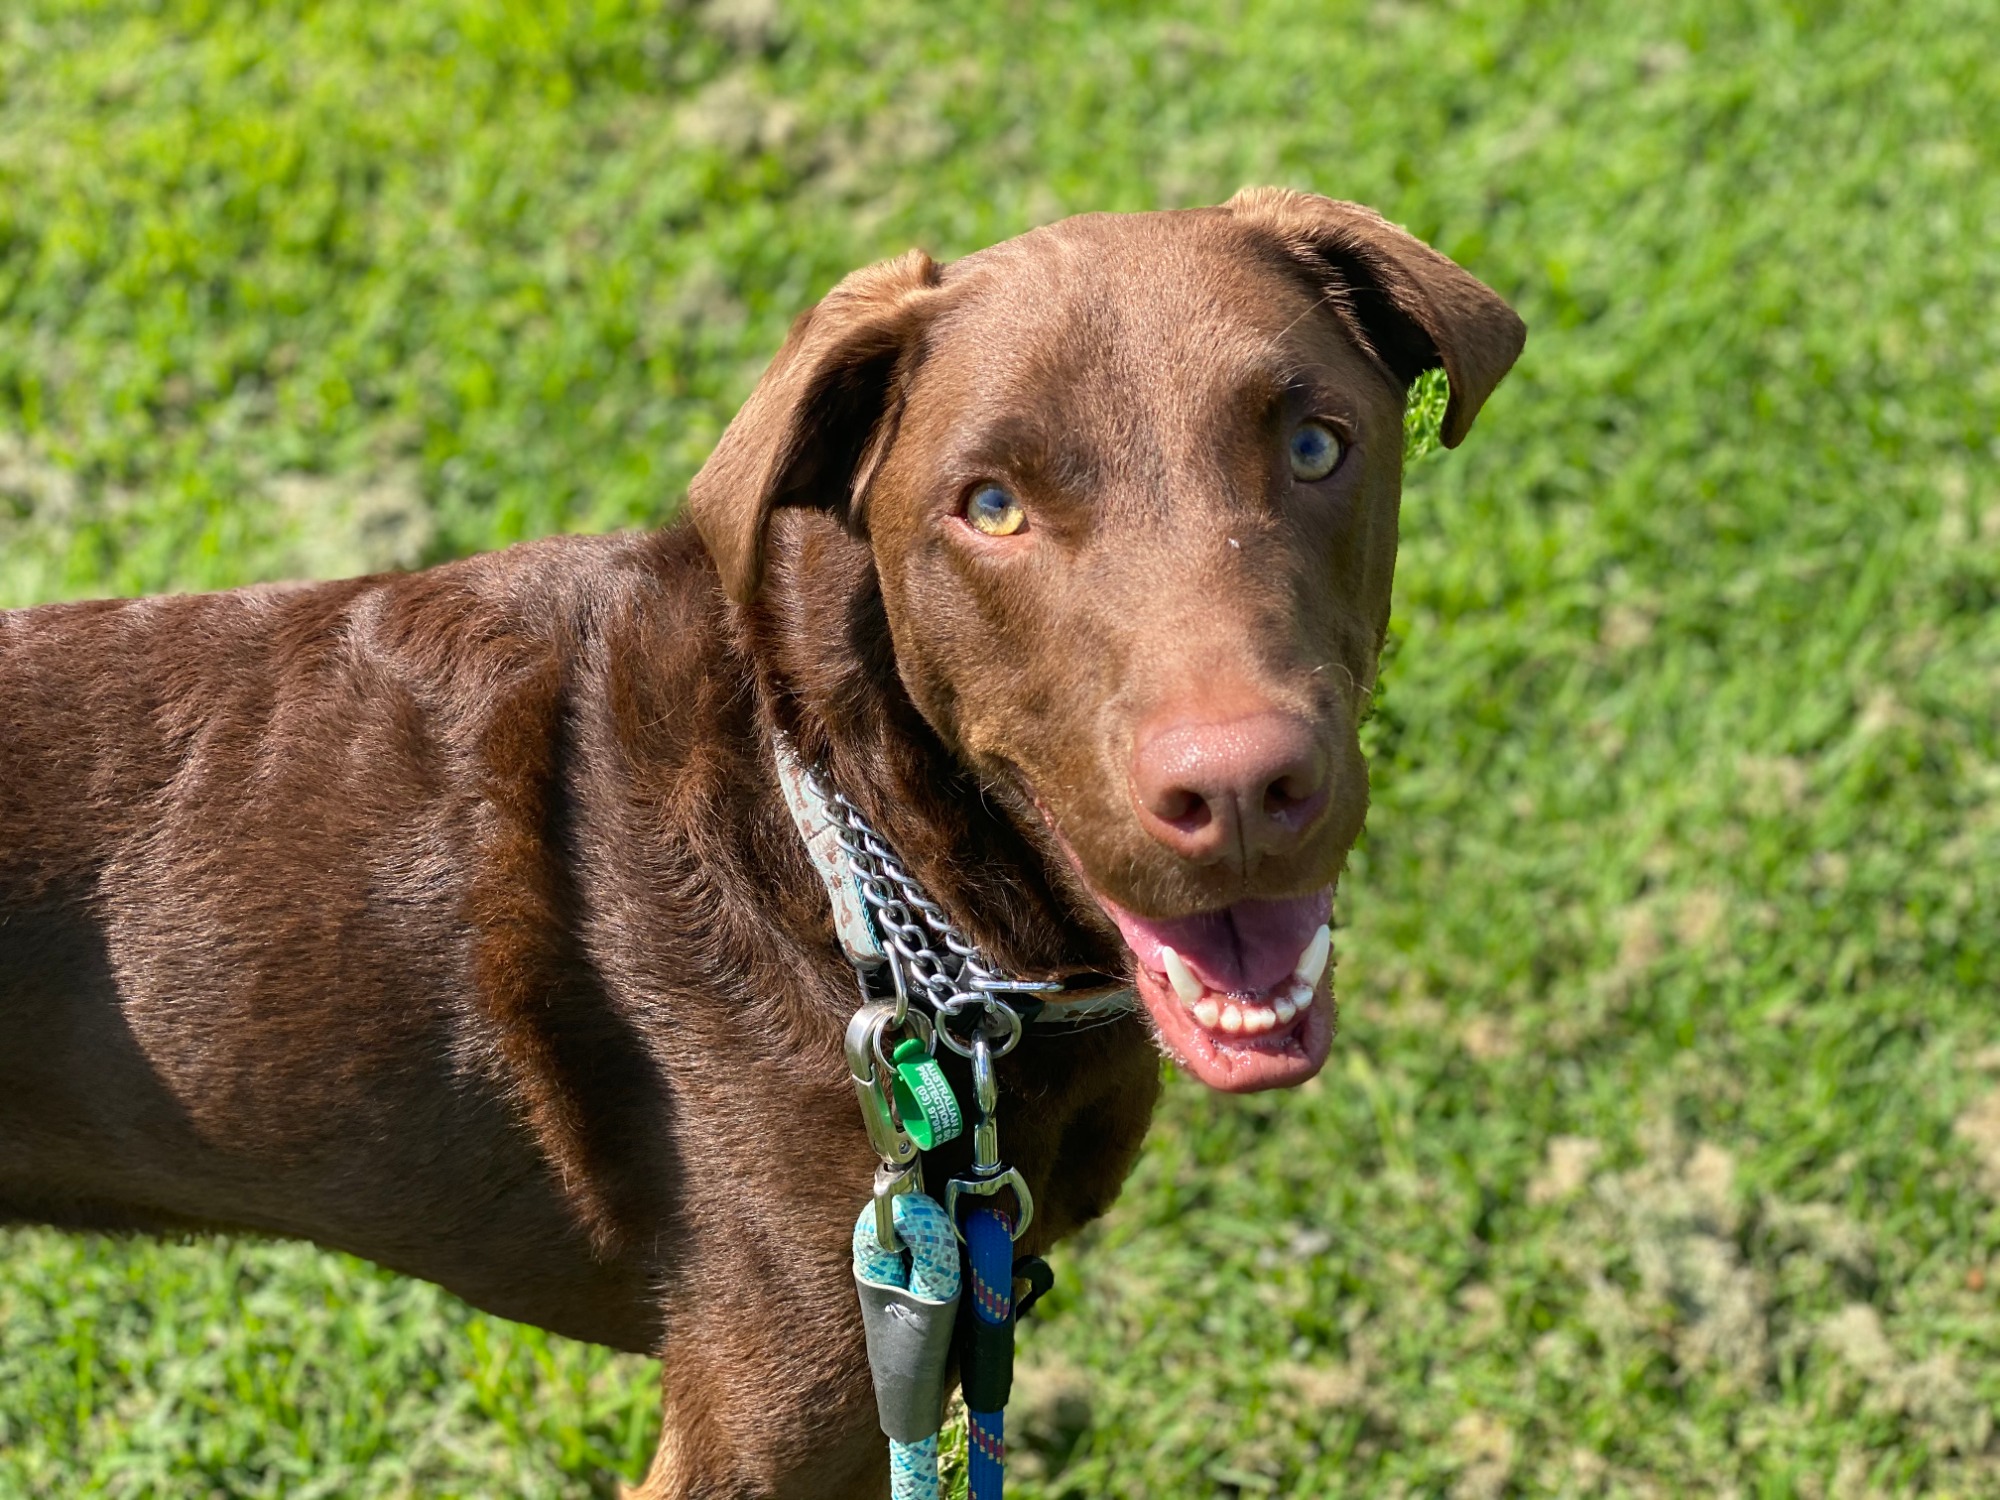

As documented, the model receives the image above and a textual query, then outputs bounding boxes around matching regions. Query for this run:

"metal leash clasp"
[945,1024,1034,1243]
[846,1001,935,1250]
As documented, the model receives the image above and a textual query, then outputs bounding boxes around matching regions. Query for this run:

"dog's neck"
[734,512,1124,982]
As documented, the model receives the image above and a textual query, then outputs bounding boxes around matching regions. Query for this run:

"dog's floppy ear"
[1225,188,1525,448]
[688,248,944,603]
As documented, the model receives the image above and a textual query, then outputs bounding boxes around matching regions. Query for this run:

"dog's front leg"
[624,1196,892,1500]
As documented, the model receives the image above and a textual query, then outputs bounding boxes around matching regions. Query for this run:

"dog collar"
[771,734,1137,1028]
[773,733,888,968]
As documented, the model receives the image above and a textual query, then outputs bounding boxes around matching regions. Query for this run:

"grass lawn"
[3,0,1998,1494]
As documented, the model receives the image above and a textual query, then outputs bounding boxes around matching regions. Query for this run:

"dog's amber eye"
[1289,422,1344,482]
[966,485,1027,537]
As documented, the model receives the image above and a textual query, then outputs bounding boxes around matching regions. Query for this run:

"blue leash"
[961,1205,1015,1500]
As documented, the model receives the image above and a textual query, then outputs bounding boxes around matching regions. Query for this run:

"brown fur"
[0,191,1521,1497]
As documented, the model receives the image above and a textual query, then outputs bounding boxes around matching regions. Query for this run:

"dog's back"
[0,530,723,1348]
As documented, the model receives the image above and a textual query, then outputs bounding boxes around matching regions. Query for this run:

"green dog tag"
[891,1037,963,1150]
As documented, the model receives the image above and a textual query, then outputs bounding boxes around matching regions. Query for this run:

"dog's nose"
[1129,712,1330,866]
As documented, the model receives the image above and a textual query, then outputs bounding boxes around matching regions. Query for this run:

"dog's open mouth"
[1092,889,1335,1093]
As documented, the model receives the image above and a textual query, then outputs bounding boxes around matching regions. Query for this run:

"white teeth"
[1161,931,1324,1040]
[1294,924,1331,989]
[1160,945,1204,1003]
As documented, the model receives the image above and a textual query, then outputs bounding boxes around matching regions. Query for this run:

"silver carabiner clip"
[846,1004,920,1171]
[848,1005,942,1251]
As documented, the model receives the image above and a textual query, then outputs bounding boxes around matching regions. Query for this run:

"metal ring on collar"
[871,1005,936,1077]
[934,998,1022,1059]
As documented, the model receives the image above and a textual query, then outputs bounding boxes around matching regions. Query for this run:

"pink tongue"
[1102,891,1331,994]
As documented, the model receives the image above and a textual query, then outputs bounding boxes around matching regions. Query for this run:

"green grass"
[3,0,1999,1494]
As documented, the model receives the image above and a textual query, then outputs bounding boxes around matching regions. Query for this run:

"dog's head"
[690,190,1523,1092]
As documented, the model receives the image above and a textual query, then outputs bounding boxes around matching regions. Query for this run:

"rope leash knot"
[853,1194,962,1500]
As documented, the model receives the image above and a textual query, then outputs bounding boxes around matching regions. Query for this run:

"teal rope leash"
[853,1194,961,1500]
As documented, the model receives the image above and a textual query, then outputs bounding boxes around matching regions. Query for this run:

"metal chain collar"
[802,763,1062,1058]
[808,757,1041,1245]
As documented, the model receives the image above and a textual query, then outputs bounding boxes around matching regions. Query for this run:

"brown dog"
[0,190,1522,1496]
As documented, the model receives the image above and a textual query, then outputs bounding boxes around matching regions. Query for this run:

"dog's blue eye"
[966,484,1027,537]
[1289,422,1343,482]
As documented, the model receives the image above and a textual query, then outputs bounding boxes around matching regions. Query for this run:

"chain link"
[803,764,1026,1057]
